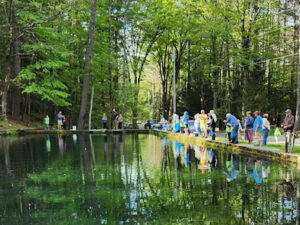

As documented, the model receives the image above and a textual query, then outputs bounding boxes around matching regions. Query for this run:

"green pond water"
[0,134,300,225]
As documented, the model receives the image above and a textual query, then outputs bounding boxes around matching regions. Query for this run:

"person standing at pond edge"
[244,111,254,144]
[253,111,263,146]
[182,111,189,135]
[118,114,124,129]
[111,109,118,129]
[199,110,208,138]
[283,109,295,153]
[262,114,270,146]
[209,110,217,140]
[225,113,239,144]
[274,127,281,144]
[102,113,107,129]
[44,115,50,130]
[57,111,63,129]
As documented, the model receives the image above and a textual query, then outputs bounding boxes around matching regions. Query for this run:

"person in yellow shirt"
[198,110,208,138]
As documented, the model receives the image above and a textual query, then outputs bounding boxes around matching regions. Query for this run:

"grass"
[214,136,300,154]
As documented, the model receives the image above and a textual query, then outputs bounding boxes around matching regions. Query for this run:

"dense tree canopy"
[0,0,299,128]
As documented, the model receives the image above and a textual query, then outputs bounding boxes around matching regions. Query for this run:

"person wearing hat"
[262,114,270,146]
[283,109,295,153]
[253,111,263,146]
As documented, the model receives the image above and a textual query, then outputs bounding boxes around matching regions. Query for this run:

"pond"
[0,134,299,224]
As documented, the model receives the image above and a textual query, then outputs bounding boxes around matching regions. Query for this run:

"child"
[274,127,281,144]
[167,120,173,132]
[226,123,232,142]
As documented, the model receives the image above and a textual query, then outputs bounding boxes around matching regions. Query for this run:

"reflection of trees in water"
[1,135,300,224]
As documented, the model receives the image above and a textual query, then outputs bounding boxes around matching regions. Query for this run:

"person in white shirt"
[262,114,270,146]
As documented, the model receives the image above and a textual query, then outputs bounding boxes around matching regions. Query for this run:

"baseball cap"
[285,109,292,113]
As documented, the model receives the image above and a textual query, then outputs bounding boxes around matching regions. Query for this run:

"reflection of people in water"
[245,158,254,183]
[207,148,217,170]
[262,161,270,179]
[46,135,51,152]
[253,161,263,188]
[104,136,108,153]
[173,141,183,169]
[183,143,190,167]
[194,145,201,160]
[277,170,295,200]
[58,135,64,155]
[225,154,239,182]
[198,146,208,173]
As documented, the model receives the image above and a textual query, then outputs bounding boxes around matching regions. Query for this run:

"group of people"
[159,110,218,140]
[101,109,124,129]
[160,108,296,153]
[44,111,67,130]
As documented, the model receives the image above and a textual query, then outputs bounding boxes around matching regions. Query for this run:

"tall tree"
[77,0,98,129]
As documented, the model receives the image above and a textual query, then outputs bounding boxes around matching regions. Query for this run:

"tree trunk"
[1,74,10,121]
[77,0,97,129]
[187,40,191,93]
[295,8,300,130]
[88,85,94,131]
[11,0,21,120]
[226,41,232,112]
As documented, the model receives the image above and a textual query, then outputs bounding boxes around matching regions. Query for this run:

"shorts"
[185,124,189,128]
[255,131,262,137]
[58,120,63,125]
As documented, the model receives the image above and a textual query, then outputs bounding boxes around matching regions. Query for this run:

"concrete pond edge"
[150,130,300,170]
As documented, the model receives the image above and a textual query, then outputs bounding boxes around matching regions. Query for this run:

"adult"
[262,114,270,146]
[209,110,217,140]
[225,113,239,144]
[144,120,151,129]
[118,114,124,129]
[182,111,189,135]
[283,109,295,153]
[62,115,67,130]
[172,113,179,123]
[57,111,63,129]
[194,113,201,136]
[111,109,118,129]
[244,111,254,144]
[44,115,50,130]
[253,111,263,146]
[102,113,107,129]
[199,110,208,138]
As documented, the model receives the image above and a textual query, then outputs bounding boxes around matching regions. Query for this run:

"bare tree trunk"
[295,9,300,130]
[1,74,10,121]
[77,0,97,129]
[11,0,21,120]
[226,41,231,112]
[88,85,94,131]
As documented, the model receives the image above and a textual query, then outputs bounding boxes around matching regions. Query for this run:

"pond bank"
[0,128,149,136]
[1,128,300,169]
[150,130,300,170]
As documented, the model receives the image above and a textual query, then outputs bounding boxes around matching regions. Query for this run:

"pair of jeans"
[211,127,216,140]
[262,129,269,146]
[45,124,49,130]
[231,125,239,144]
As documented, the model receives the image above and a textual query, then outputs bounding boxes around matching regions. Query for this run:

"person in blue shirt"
[225,113,239,144]
[182,111,189,135]
[253,111,263,146]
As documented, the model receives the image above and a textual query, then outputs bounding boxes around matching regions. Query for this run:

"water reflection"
[0,134,300,224]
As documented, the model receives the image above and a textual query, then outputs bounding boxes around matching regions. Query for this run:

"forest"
[0,0,299,129]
